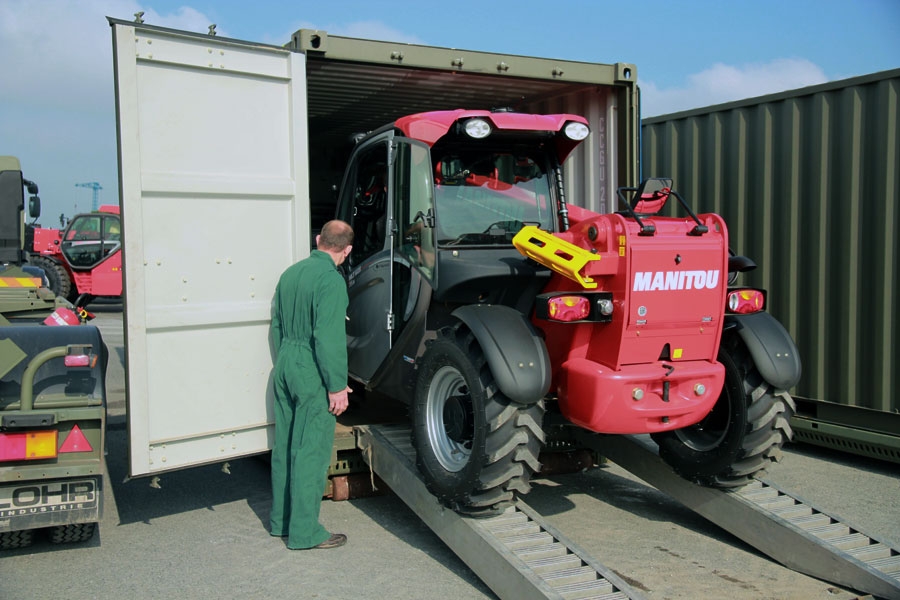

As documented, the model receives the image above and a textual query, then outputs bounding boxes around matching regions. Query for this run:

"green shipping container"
[641,69,900,463]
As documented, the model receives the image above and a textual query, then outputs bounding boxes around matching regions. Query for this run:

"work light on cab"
[564,121,590,141]
[727,289,766,314]
[464,118,492,139]
[548,295,591,321]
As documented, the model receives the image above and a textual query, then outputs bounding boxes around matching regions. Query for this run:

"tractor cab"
[335,110,590,396]
[60,206,121,270]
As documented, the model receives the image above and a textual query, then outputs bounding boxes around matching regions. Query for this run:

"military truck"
[0,156,107,548]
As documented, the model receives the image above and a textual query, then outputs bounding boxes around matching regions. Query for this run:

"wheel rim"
[425,365,474,472]
[674,384,733,451]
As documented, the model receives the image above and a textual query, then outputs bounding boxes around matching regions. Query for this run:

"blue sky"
[1,0,898,225]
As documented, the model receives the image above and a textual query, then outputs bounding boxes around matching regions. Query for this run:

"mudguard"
[451,304,551,405]
[726,311,802,390]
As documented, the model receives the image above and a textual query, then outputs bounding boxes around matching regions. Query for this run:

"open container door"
[110,19,309,477]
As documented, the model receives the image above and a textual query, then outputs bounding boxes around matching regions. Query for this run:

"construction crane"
[75,181,103,212]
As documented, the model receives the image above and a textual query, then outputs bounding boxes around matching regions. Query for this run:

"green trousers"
[270,353,336,549]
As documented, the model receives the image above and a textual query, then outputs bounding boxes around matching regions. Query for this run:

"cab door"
[339,134,393,382]
[339,135,436,384]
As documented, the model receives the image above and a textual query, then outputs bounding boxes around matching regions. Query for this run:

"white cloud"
[641,58,828,118]
[0,0,220,221]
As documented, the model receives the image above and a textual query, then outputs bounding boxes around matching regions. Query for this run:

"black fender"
[451,304,551,405]
[725,311,802,390]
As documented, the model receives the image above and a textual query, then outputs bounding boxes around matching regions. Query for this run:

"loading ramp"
[356,424,646,600]
[573,431,900,600]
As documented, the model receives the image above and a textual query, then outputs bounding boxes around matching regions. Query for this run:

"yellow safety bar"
[512,226,602,289]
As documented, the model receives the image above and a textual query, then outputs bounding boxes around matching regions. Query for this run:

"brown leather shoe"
[315,533,347,549]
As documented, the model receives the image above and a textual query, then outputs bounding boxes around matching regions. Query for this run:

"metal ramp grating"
[574,431,900,600]
[357,424,644,600]
[738,479,900,594]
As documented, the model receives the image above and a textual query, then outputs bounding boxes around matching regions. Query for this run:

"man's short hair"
[318,220,354,251]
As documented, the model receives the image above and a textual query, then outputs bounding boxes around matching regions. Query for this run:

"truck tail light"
[727,289,766,314]
[0,430,58,462]
[548,295,591,322]
[64,345,97,368]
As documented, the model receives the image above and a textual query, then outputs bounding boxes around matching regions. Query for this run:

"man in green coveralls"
[269,220,354,550]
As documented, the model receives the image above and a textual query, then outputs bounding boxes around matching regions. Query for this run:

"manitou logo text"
[633,270,721,292]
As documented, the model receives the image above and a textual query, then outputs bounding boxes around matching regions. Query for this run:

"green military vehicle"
[0,156,106,548]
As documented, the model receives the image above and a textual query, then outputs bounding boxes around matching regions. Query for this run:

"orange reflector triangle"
[59,424,93,453]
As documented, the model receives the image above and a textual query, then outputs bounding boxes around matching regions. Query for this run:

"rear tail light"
[548,295,591,321]
[0,430,58,461]
[727,289,766,314]
[64,344,97,368]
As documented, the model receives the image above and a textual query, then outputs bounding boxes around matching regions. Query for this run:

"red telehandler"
[28,205,122,307]
[334,109,801,515]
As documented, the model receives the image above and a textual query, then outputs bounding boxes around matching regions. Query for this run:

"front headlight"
[563,121,590,141]
[464,118,492,139]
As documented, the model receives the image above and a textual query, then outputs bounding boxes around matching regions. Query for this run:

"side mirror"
[28,195,41,219]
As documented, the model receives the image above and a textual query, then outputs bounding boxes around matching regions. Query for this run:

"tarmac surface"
[2,304,898,599]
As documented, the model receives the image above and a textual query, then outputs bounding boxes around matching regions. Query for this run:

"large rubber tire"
[651,342,795,487]
[50,522,97,544]
[0,529,34,549]
[29,255,72,300]
[412,326,545,516]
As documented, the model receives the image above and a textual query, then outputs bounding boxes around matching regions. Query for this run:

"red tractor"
[28,205,122,306]
[335,109,801,514]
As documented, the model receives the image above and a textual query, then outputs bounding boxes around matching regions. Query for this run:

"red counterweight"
[515,202,729,434]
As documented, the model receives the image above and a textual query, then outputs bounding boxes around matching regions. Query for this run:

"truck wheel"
[50,523,97,544]
[651,343,795,487]
[412,327,544,515]
[29,256,72,300]
[0,529,34,549]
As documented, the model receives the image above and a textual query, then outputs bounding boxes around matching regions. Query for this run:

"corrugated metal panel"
[642,70,900,417]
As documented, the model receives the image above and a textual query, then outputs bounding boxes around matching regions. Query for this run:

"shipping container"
[110,18,639,477]
[642,69,900,463]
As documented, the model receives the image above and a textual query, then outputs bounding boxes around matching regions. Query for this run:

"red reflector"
[64,354,91,367]
[60,424,93,453]
[548,295,591,322]
[728,289,765,314]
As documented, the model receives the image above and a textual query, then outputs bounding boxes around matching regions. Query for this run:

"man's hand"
[327,386,352,416]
